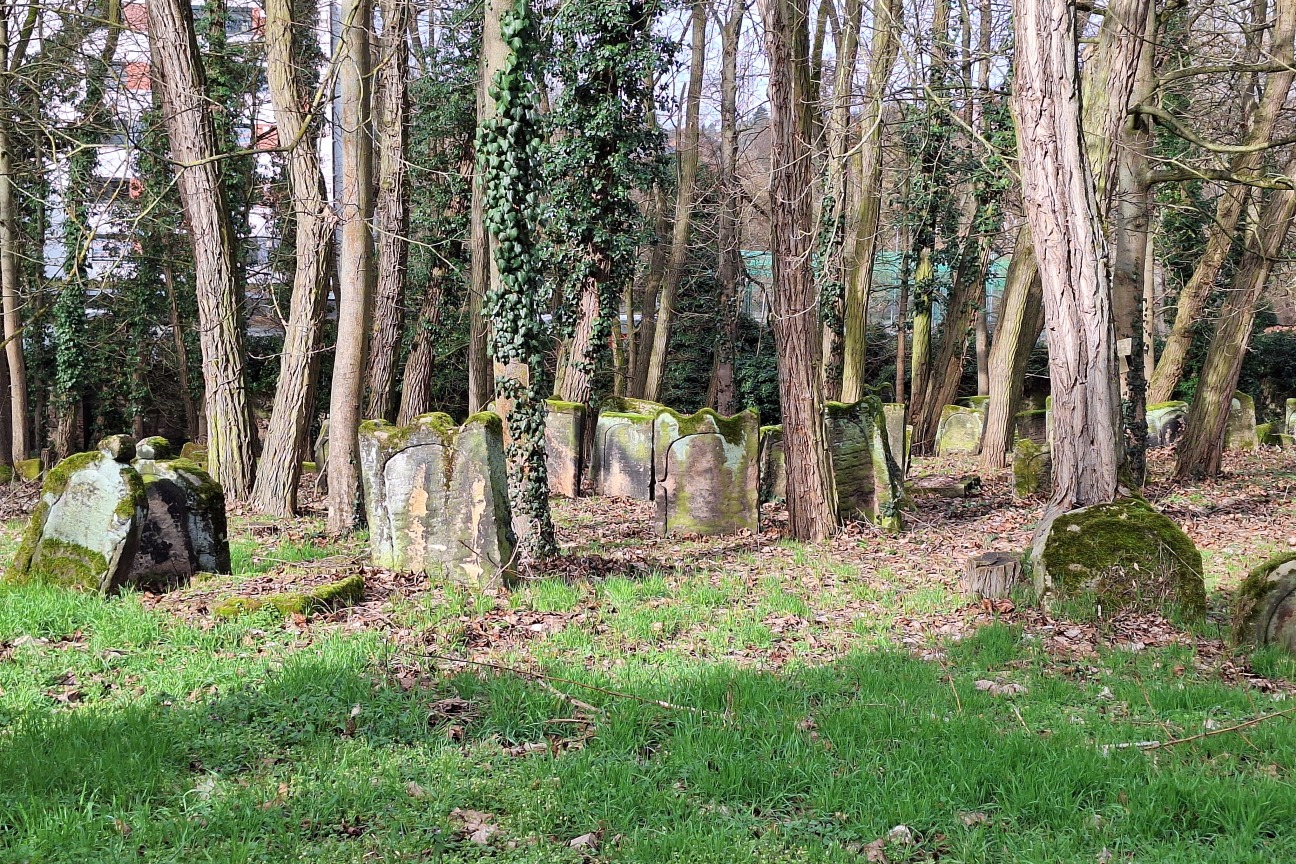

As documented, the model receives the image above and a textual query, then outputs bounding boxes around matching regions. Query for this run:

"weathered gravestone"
[359,412,515,587]
[653,408,759,536]
[1226,392,1259,451]
[1014,409,1049,446]
[544,399,585,498]
[962,396,990,415]
[130,437,230,588]
[758,425,786,504]
[313,418,329,494]
[825,399,905,530]
[6,435,148,594]
[1146,401,1189,449]
[1012,438,1051,498]
[935,405,983,455]
[882,403,910,476]
[1232,553,1296,654]
[592,403,659,500]
[1287,399,1296,436]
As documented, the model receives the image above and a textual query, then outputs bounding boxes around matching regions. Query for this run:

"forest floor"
[2,449,1296,862]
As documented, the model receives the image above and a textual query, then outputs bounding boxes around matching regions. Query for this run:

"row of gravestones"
[4,436,230,595]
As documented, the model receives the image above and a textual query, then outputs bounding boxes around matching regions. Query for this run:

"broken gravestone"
[1226,392,1259,451]
[935,405,984,455]
[758,425,786,504]
[1012,438,1051,498]
[592,401,660,500]
[129,437,231,589]
[1146,401,1189,449]
[653,408,759,536]
[1030,498,1205,620]
[882,403,910,476]
[825,398,905,531]
[359,412,515,588]
[1232,553,1296,654]
[6,435,148,594]
[544,399,585,498]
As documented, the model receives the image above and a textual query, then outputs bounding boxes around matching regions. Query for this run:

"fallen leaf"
[450,808,499,845]
[406,781,427,799]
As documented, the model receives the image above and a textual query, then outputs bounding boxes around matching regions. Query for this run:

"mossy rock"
[1146,401,1188,449]
[301,461,318,474]
[14,458,42,482]
[213,574,365,620]
[1257,423,1284,447]
[0,464,12,484]
[1231,553,1296,652]
[1030,498,1205,620]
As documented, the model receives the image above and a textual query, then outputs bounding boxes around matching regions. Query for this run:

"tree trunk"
[397,269,446,425]
[326,0,375,531]
[642,0,705,403]
[840,0,901,403]
[708,0,744,416]
[163,264,200,440]
[0,108,26,462]
[1175,155,1296,480]
[149,0,255,499]
[1148,0,1296,404]
[761,0,837,540]
[1012,0,1121,517]
[251,0,334,516]
[630,176,668,396]
[363,0,410,422]
[555,249,611,406]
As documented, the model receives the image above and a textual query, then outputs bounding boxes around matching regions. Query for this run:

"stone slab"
[653,408,759,536]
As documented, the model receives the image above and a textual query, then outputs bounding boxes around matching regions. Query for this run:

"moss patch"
[1231,552,1296,647]
[212,574,365,620]
[42,452,100,498]
[14,458,42,481]
[1035,498,1205,620]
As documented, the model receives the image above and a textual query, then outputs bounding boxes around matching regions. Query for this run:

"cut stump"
[963,552,1023,599]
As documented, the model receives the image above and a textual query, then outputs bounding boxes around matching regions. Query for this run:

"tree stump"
[963,552,1024,599]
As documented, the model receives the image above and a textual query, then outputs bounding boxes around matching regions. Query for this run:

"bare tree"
[708,0,745,415]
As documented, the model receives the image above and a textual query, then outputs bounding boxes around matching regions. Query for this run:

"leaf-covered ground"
[1,449,1295,863]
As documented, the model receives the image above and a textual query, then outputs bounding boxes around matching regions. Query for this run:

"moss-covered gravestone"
[653,408,759,536]
[758,425,786,504]
[1286,399,1296,435]
[1226,392,1259,451]
[592,408,657,500]
[1014,409,1049,446]
[1029,498,1205,619]
[544,399,585,498]
[882,403,910,476]
[962,395,990,414]
[14,457,41,481]
[129,436,230,588]
[1232,553,1296,653]
[1012,439,1051,498]
[825,399,905,531]
[6,436,148,594]
[1146,401,1188,449]
[359,412,515,587]
[935,405,983,455]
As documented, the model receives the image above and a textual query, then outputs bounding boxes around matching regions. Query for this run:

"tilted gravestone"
[1226,392,1259,451]
[653,408,759,536]
[882,403,910,476]
[544,399,585,498]
[130,437,231,589]
[359,412,515,587]
[591,401,661,500]
[824,399,905,531]
[935,405,983,455]
[6,435,148,594]
[758,425,786,504]
[1146,401,1188,449]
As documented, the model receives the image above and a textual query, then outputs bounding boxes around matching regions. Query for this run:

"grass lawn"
[2,450,1295,863]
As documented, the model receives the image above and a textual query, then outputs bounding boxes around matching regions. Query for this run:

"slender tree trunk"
[1013,0,1121,518]
[840,0,901,403]
[251,0,335,516]
[1148,0,1296,403]
[643,0,705,403]
[397,268,446,425]
[0,116,25,462]
[708,0,744,416]
[1175,155,1296,480]
[163,264,200,439]
[326,0,375,531]
[973,0,991,398]
[631,176,668,396]
[761,0,837,540]
[363,0,410,422]
[908,248,933,417]
[150,0,255,499]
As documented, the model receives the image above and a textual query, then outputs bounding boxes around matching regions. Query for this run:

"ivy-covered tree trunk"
[363,0,411,422]
[251,0,334,517]
[761,0,837,540]
[708,0,744,416]
[326,0,375,532]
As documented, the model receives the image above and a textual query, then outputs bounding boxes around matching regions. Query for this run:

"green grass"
[230,538,342,576]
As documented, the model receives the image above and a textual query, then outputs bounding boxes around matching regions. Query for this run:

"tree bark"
[1012,0,1121,517]
[708,0,744,416]
[251,0,335,516]
[642,0,705,403]
[761,0,837,540]
[397,270,446,425]
[149,0,255,499]
[326,0,375,531]
[0,106,25,462]
[363,0,411,422]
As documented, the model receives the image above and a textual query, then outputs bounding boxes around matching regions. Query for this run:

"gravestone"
[130,436,231,587]
[758,425,786,504]
[1225,391,1259,451]
[962,396,990,415]
[1014,409,1049,446]
[653,408,759,536]
[313,419,329,494]
[935,405,983,455]
[359,412,515,587]
[544,399,585,498]
[1286,398,1296,435]
[882,403,910,476]
[1146,401,1189,449]
[592,408,657,500]
[824,399,905,530]
[1232,554,1296,653]
[1012,438,1051,498]
[14,457,42,481]
[6,436,148,595]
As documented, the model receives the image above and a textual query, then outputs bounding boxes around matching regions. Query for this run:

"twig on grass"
[1103,704,1296,754]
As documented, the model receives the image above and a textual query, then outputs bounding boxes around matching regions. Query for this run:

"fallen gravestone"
[6,435,148,594]
[908,474,981,499]
[935,405,983,455]
[1226,392,1259,451]
[1146,401,1189,449]
[592,404,658,500]
[1012,438,1051,498]
[1232,553,1296,654]
[544,399,585,498]
[758,425,786,504]
[653,408,759,536]
[825,399,905,531]
[130,436,231,588]
[359,412,515,587]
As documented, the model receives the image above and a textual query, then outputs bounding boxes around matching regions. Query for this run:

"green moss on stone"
[43,451,100,497]
[544,398,585,413]
[1013,439,1048,497]
[7,500,50,581]
[1147,401,1188,412]
[301,461,318,473]
[658,406,758,447]
[21,537,109,591]
[213,575,365,620]
[1231,552,1296,647]
[1037,498,1204,620]
[114,465,148,522]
